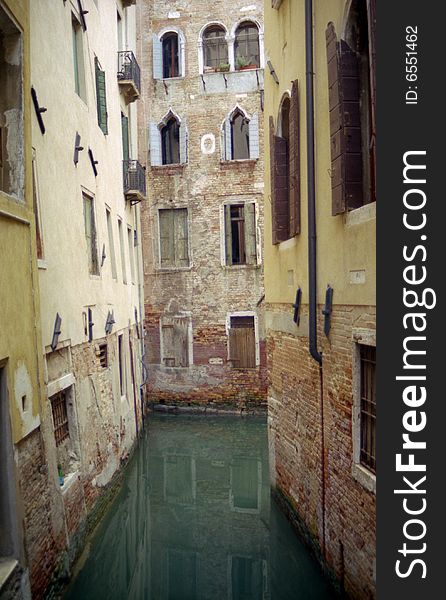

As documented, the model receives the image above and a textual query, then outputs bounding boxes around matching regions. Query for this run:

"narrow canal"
[65,415,337,599]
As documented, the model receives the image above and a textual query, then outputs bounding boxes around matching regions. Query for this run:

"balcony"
[123,160,146,204]
[117,51,140,103]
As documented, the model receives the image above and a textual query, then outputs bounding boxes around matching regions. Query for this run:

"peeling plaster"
[14,361,40,435]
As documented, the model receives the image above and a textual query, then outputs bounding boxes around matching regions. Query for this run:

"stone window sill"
[151,164,185,173]
[223,263,260,270]
[345,201,376,227]
[220,159,258,169]
[156,265,193,273]
[352,462,376,494]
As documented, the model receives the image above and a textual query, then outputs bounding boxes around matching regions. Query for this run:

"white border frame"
[225,311,260,368]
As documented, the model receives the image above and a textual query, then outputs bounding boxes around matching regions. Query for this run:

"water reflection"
[65,415,336,600]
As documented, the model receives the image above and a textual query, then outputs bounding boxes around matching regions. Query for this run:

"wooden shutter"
[179,119,188,164]
[248,112,260,159]
[152,34,163,79]
[270,117,289,244]
[326,22,363,215]
[244,202,257,265]
[121,113,129,161]
[159,209,174,267]
[173,317,189,367]
[229,326,256,368]
[149,122,162,166]
[174,208,189,267]
[95,59,108,135]
[224,118,232,160]
[289,80,300,236]
[224,204,233,265]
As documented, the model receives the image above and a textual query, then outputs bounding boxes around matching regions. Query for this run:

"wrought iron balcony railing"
[117,51,141,102]
[123,160,146,204]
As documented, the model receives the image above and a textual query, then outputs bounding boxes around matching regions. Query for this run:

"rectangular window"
[230,458,260,511]
[159,208,189,268]
[72,14,86,100]
[0,8,23,199]
[32,149,44,259]
[95,57,108,134]
[164,456,195,504]
[51,390,70,447]
[118,334,125,396]
[127,226,135,283]
[83,193,99,275]
[228,316,256,369]
[118,219,127,283]
[230,556,266,600]
[106,208,117,279]
[224,203,257,266]
[359,345,376,473]
[161,316,190,367]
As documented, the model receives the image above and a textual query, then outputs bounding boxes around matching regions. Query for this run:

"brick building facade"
[264,1,376,598]
[138,0,267,410]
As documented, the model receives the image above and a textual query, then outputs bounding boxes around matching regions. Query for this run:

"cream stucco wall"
[0,0,45,444]
[264,0,376,309]
[31,0,143,352]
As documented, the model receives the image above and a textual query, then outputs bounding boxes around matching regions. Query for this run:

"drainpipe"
[305,0,322,367]
[305,0,326,559]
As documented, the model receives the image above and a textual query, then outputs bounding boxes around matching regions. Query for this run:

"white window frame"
[230,18,265,70]
[153,27,186,79]
[163,455,197,505]
[219,199,261,267]
[225,311,260,368]
[351,328,376,494]
[159,313,194,367]
[149,108,188,166]
[198,21,230,74]
[220,105,259,161]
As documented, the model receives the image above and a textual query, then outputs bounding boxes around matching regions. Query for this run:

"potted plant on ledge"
[216,62,230,72]
[236,56,257,71]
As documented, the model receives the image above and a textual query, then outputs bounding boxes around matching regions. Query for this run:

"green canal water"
[65,414,337,599]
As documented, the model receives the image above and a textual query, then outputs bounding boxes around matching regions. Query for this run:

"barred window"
[51,390,70,446]
[360,345,376,473]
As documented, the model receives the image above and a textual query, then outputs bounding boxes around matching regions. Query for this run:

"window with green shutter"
[159,208,190,269]
[95,57,108,134]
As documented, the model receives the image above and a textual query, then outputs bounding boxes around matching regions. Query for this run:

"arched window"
[234,22,260,69]
[203,25,228,70]
[162,32,179,78]
[149,112,188,166]
[222,107,259,161]
[161,116,180,164]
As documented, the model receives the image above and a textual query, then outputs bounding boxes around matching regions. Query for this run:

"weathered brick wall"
[267,302,376,599]
[138,0,266,408]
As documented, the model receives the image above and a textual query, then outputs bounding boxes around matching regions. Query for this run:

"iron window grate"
[51,391,69,446]
[360,345,376,473]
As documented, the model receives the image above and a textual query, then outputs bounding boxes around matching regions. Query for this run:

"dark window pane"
[235,23,260,69]
[359,344,376,473]
[161,117,180,164]
[162,33,179,78]
[231,112,250,160]
[203,26,228,68]
[230,204,246,264]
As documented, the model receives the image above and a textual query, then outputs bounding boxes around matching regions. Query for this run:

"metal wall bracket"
[31,88,47,135]
[293,287,302,326]
[322,285,334,337]
[101,244,106,267]
[105,310,115,335]
[77,0,88,31]
[88,148,98,176]
[51,313,62,351]
[74,132,84,165]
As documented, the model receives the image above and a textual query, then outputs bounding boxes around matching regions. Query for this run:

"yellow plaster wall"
[0,0,45,443]
[264,0,376,309]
